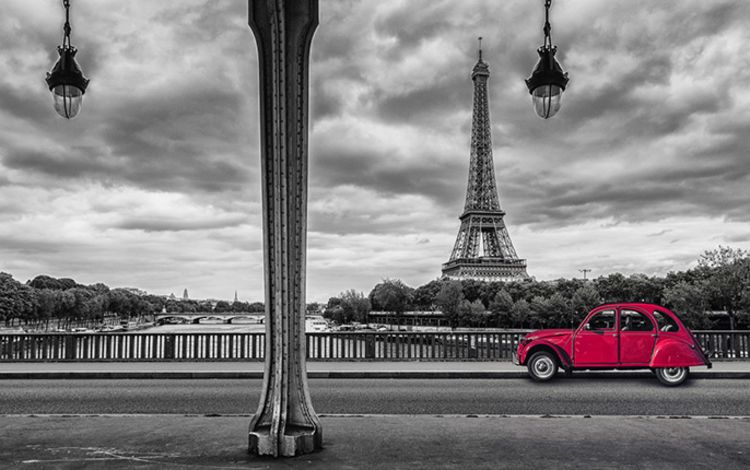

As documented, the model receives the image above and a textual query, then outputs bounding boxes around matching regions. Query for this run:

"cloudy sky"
[0,1,749,302]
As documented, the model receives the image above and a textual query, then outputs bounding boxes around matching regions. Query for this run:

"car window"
[652,310,680,333]
[585,310,616,331]
[619,309,653,332]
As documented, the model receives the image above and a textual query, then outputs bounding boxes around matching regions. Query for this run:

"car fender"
[650,338,707,368]
[524,340,572,368]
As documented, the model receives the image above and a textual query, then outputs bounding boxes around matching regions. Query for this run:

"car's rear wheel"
[527,351,558,382]
[655,367,689,386]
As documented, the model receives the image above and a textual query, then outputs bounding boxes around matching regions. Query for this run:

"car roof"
[594,303,684,322]
[595,302,664,310]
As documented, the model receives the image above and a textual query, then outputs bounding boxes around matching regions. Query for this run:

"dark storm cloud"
[311,76,345,120]
[310,142,465,208]
[0,235,77,254]
[374,76,467,125]
[0,85,53,123]
[3,148,112,179]
[97,86,250,192]
[113,215,246,233]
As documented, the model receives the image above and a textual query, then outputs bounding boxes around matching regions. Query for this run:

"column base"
[249,425,322,457]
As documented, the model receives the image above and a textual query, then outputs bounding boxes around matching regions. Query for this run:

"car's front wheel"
[655,367,689,386]
[527,351,558,382]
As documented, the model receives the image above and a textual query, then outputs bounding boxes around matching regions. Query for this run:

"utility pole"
[579,268,592,280]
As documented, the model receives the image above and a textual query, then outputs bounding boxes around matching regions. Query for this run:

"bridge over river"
[153,313,265,325]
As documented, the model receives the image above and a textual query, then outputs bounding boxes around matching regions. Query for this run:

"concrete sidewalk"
[1,414,749,469]
[1,360,748,379]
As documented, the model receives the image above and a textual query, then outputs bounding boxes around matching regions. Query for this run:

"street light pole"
[247,0,321,457]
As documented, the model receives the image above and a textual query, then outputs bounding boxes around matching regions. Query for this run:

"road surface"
[2,378,749,416]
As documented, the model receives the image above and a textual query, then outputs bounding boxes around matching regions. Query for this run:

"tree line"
[323,247,750,330]
[0,274,263,330]
[2,246,748,331]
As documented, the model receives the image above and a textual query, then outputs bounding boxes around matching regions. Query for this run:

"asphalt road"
[2,378,749,416]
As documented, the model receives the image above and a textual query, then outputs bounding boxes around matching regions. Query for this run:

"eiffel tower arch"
[442,42,529,283]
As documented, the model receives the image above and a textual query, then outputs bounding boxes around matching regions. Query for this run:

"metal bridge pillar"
[247,0,321,457]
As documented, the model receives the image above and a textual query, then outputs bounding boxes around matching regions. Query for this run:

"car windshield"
[652,310,680,333]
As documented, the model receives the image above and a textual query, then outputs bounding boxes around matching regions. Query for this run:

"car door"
[573,308,619,366]
[619,308,656,365]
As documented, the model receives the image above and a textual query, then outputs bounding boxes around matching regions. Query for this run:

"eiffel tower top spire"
[465,37,500,214]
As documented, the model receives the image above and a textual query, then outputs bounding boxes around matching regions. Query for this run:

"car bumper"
[512,351,519,366]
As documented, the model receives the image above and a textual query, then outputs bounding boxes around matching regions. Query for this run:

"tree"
[58,278,79,290]
[323,297,343,323]
[0,273,35,326]
[214,300,232,313]
[435,281,465,329]
[35,289,60,330]
[595,273,630,303]
[662,281,712,329]
[546,293,572,328]
[248,302,265,313]
[27,275,73,291]
[143,294,166,313]
[461,299,487,327]
[698,246,750,330]
[527,294,572,328]
[460,279,484,303]
[87,283,111,295]
[510,299,531,328]
[412,280,444,310]
[339,290,371,324]
[369,279,414,315]
[489,289,514,327]
[305,302,322,315]
[479,281,505,308]
[528,296,550,328]
[571,283,601,327]
[232,301,252,313]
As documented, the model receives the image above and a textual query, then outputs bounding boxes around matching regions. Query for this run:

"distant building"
[183,289,189,300]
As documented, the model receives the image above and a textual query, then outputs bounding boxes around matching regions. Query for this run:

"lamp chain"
[62,0,72,48]
[543,0,552,49]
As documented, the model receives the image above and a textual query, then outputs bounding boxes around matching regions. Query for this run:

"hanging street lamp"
[526,0,569,119]
[46,0,89,119]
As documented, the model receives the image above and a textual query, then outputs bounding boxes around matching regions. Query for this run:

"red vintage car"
[513,303,712,386]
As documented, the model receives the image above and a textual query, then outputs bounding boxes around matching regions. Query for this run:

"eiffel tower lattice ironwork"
[442,40,529,282]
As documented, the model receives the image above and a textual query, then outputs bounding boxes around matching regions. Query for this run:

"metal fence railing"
[0,330,747,362]
[693,331,750,360]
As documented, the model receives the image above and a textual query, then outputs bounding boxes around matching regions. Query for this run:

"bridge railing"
[693,330,750,360]
[0,330,747,362]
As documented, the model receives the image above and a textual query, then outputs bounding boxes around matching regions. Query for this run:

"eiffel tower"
[442,40,529,282]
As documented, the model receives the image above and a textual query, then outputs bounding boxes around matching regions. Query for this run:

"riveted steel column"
[247,0,321,458]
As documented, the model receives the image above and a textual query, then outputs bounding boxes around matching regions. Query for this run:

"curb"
[1,371,748,380]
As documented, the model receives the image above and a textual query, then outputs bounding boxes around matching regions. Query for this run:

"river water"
[137,323,266,334]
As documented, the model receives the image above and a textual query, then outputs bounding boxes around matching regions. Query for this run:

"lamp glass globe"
[532,84,562,119]
[52,84,83,119]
